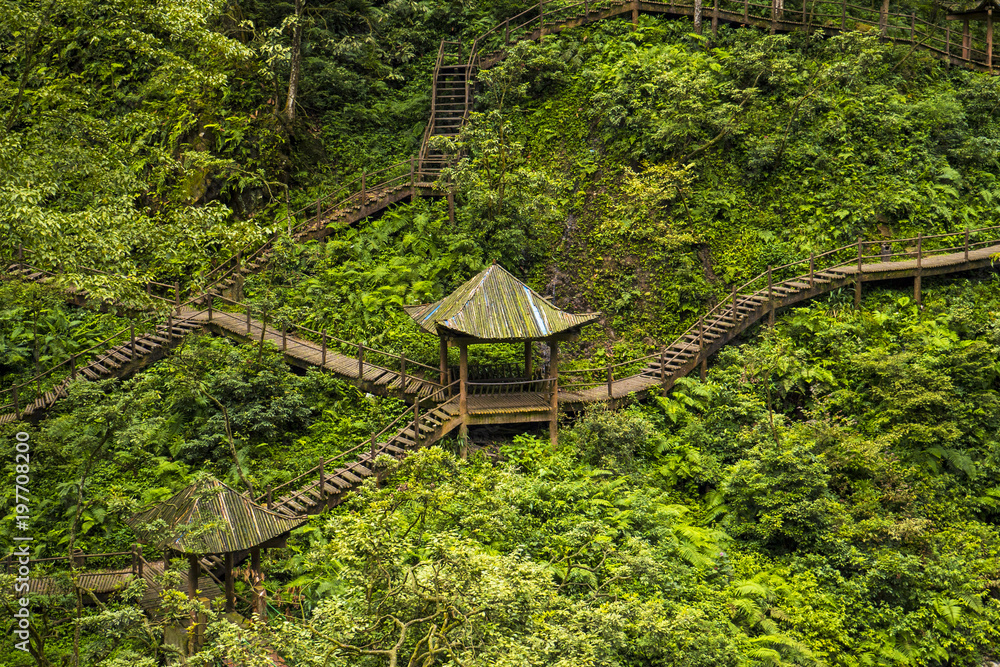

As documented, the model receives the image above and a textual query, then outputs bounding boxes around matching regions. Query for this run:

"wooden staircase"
[265,399,463,518]
[0,316,202,425]
[418,41,472,175]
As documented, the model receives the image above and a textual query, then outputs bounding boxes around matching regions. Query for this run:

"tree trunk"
[283,0,303,122]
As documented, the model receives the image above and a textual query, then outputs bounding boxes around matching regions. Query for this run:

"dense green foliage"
[6,2,1000,666]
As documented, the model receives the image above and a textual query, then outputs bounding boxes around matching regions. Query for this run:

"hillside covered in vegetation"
[4,0,1000,665]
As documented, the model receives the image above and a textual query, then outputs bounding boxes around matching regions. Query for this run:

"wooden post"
[459,342,469,441]
[168,315,173,339]
[988,9,994,73]
[316,199,321,219]
[633,0,639,28]
[964,18,971,61]
[17,244,23,269]
[439,337,448,390]
[607,362,613,398]
[809,252,815,287]
[731,285,737,321]
[965,228,970,261]
[549,340,559,448]
[130,322,136,357]
[400,355,408,392]
[744,0,748,23]
[321,331,327,367]
[224,552,235,613]
[136,545,143,579]
[767,265,775,327]
[70,355,76,380]
[370,433,376,460]
[251,547,265,619]
[915,233,923,305]
[695,0,703,33]
[318,457,325,495]
[246,304,251,334]
[12,385,19,420]
[361,172,367,210]
[947,22,951,59]
[266,486,273,509]
[660,349,667,392]
[539,0,544,40]
[174,281,180,312]
[187,554,199,603]
[505,18,510,43]
[855,237,863,308]
[699,318,707,381]
[281,324,287,351]
[880,0,888,37]
[712,0,719,35]
[447,190,456,224]
[584,0,588,21]
[414,401,421,445]
[841,0,846,31]
[208,295,213,321]
[409,157,415,193]
[910,12,915,41]
[358,343,365,380]
[524,340,533,379]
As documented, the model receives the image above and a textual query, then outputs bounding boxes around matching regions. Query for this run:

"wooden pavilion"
[947,0,999,70]
[128,477,305,622]
[404,264,599,445]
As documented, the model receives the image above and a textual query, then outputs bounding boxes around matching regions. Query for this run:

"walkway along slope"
[6,0,984,304]
[9,228,1000,616]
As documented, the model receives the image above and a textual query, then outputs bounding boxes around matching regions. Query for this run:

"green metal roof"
[404,264,599,341]
[128,477,305,555]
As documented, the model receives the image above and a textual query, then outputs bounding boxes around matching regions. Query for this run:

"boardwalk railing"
[203,295,445,395]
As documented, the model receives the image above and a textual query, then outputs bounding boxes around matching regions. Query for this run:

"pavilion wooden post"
[524,340,533,379]
[459,342,469,449]
[251,547,265,620]
[549,340,559,448]
[187,553,201,651]
[439,338,449,391]
[915,233,923,305]
[767,265,775,327]
[224,552,235,613]
[855,237,863,308]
